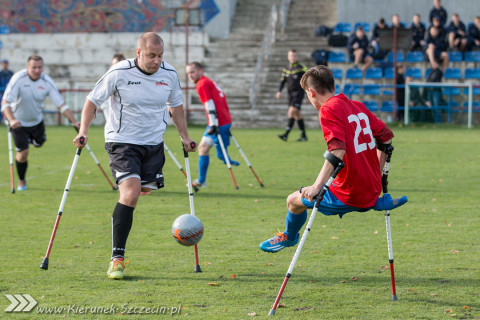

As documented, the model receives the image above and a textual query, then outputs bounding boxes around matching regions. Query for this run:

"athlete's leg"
[214,124,239,166]
[197,136,213,185]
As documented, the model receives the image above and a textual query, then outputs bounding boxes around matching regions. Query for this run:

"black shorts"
[105,142,165,189]
[288,92,305,109]
[12,121,46,151]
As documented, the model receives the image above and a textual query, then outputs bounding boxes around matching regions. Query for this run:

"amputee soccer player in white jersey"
[73,32,197,280]
[1,55,80,191]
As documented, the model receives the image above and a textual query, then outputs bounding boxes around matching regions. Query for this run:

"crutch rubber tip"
[11,188,15,194]
[194,265,202,273]
[260,183,265,187]
[268,309,276,316]
[193,185,199,192]
[112,186,118,191]
[392,295,398,301]
[235,186,239,190]
[40,258,49,270]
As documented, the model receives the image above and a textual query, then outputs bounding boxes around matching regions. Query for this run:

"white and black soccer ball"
[172,214,204,246]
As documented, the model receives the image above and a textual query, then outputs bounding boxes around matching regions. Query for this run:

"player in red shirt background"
[186,62,239,188]
[260,65,407,252]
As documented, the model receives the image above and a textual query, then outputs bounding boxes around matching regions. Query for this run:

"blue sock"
[215,145,239,166]
[284,210,307,241]
[374,193,408,211]
[198,155,209,184]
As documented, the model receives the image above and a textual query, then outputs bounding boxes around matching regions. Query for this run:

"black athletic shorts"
[105,142,165,189]
[12,121,46,151]
[288,91,305,109]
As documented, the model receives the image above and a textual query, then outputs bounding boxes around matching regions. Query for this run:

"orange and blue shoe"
[107,258,126,279]
[17,180,27,191]
[259,231,299,253]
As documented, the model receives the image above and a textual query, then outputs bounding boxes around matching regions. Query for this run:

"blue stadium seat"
[328,51,347,63]
[335,84,341,94]
[365,67,382,79]
[406,51,424,63]
[354,22,370,32]
[0,25,10,34]
[463,100,480,107]
[443,87,461,95]
[335,22,352,33]
[463,87,480,95]
[343,83,360,95]
[346,67,363,79]
[405,67,422,79]
[465,68,480,79]
[384,67,394,79]
[331,68,343,79]
[464,51,480,62]
[444,67,461,79]
[363,84,381,95]
[448,51,463,62]
[387,51,404,63]
[363,100,379,111]
[381,101,394,112]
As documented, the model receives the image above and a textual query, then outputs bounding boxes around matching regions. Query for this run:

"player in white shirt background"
[1,55,80,191]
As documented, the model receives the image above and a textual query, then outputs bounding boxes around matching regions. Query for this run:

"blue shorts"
[203,123,231,147]
[301,189,370,218]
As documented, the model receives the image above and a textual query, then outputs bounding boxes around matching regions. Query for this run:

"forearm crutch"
[165,143,198,192]
[182,142,202,273]
[40,137,85,270]
[268,152,344,316]
[229,131,264,187]
[382,145,398,301]
[73,127,116,190]
[216,130,239,190]
[6,122,15,193]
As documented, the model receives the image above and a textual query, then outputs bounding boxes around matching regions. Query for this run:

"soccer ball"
[172,214,204,246]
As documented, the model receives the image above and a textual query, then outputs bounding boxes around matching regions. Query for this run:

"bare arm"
[72,99,97,148]
[301,149,345,201]
[168,105,197,152]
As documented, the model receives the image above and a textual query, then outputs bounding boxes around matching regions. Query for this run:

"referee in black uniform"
[276,49,308,142]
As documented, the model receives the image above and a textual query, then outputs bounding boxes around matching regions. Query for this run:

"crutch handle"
[79,136,85,145]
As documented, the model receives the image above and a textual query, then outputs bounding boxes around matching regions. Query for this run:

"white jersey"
[87,59,183,145]
[1,69,64,127]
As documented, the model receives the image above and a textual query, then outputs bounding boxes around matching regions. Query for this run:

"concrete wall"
[0,32,209,124]
[337,0,479,28]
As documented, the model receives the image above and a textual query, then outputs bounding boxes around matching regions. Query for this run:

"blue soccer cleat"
[374,193,408,211]
[259,231,299,253]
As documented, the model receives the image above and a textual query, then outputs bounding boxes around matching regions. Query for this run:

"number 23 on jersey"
[348,113,375,154]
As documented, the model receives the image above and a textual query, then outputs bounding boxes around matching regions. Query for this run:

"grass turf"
[0,124,479,319]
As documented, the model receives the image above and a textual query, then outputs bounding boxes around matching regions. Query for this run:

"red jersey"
[196,76,232,126]
[320,94,394,208]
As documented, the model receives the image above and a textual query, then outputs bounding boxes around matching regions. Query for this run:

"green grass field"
[0,124,479,319]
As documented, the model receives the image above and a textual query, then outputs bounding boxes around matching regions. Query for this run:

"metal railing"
[249,5,278,110]
[279,0,291,34]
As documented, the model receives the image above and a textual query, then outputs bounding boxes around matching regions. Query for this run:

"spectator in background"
[411,14,426,51]
[467,16,480,50]
[425,68,444,123]
[425,26,449,71]
[371,18,389,60]
[391,14,405,29]
[395,64,405,122]
[429,0,447,27]
[0,59,13,99]
[405,76,430,123]
[447,13,468,52]
[347,26,373,72]
[429,16,447,41]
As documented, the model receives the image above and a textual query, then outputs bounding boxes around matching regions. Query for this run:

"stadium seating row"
[335,83,480,96]
[328,50,480,63]
[332,67,480,80]
[334,21,476,34]
[359,100,480,112]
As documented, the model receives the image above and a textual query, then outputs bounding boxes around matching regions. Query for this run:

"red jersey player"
[186,62,239,188]
[260,65,407,252]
